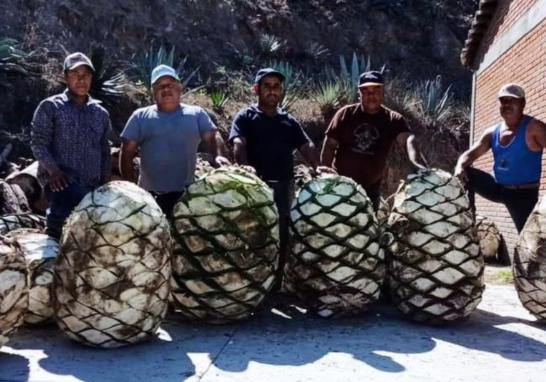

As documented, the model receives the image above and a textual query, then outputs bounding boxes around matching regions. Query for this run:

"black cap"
[358,71,384,87]
[254,68,285,84]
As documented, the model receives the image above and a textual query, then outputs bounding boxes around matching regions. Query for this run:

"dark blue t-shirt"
[229,105,310,181]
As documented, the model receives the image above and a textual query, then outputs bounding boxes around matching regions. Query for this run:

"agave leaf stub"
[54,181,172,348]
[387,169,484,324]
[287,175,385,318]
[171,166,279,323]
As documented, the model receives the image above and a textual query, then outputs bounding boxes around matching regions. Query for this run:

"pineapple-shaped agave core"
[388,169,484,324]
[171,167,279,323]
[54,181,172,348]
[287,174,385,318]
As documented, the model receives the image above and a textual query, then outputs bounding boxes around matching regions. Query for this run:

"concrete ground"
[1,284,545,382]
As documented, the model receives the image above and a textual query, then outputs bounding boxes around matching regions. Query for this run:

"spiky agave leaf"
[171,166,279,323]
[5,229,58,325]
[287,174,385,318]
[54,181,171,348]
[387,169,484,324]
[0,236,28,347]
[513,196,546,321]
[0,213,45,235]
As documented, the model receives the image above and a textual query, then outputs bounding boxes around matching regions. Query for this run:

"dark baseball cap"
[63,52,95,72]
[358,71,384,87]
[254,68,285,84]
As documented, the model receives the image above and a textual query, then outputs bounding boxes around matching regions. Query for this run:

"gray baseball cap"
[498,83,525,99]
[63,52,95,72]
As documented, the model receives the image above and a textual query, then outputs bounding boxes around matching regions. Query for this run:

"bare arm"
[528,119,546,150]
[397,132,427,170]
[299,142,319,169]
[320,136,339,167]
[202,130,230,166]
[232,137,248,165]
[454,127,493,176]
[120,139,139,183]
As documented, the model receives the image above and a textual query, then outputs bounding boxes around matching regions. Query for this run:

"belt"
[502,183,539,190]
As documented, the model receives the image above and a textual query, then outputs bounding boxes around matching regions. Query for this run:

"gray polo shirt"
[121,103,216,192]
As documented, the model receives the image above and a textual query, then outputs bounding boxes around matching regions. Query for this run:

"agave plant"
[136,46,200,90]
[258,33,285,57]
[0,38,30,76]
[411,76,453,127]
[304,42,330,61]
[89,45,130,109]
[210,89,229,111]
[312,80,351,117]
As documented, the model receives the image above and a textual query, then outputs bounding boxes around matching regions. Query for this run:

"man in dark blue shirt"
[229,68,318,291]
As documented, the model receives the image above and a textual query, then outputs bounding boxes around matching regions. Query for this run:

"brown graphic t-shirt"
[325,104,410,192]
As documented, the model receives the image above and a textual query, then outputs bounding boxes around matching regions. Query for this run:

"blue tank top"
[492,116,542,185]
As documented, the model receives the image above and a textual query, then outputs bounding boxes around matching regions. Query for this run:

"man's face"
[255,75,283,108]
[153,76,182,110]
[65,66,93,98]
[499,97,525,124]
[359,85,384,112]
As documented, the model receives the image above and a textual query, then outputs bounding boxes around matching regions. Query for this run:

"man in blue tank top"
[454,83,546,233]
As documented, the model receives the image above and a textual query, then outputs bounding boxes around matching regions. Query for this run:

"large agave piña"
[287,174,385,318]
[513,196,546,321]
[5,229,58,325]
[54,181,171,348]
[171,166,279,323]
[0,236,28,347]
[387,169,484,324]
[0,213,46,235]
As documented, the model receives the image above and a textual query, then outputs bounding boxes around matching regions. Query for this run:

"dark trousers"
[152,192,184,219]
[266,180,294,290]
[466,167,538,232]
[45,182,90,239]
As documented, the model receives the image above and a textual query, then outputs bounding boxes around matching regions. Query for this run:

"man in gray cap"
[455,83,546,232]
[120,64,229,217]
[31,52,112,239]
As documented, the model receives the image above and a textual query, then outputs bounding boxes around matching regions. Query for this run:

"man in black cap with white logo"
[320,71,426,210]
[229,67,319,290]
[31,52,112,239]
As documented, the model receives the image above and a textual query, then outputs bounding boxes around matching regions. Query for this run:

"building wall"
[472,1,546,252]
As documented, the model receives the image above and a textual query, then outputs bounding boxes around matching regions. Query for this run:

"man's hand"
[453,164,468,183]
[315,166,337,176]
[214,155,231,167]
[48,168,69,192]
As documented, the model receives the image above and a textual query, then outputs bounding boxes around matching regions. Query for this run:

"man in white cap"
[454,83,546,232]
[31,52,112,239]
[120,64,229,217]
[320,70,426,211]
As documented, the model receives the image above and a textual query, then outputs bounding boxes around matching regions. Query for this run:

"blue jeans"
[45,181,91,239]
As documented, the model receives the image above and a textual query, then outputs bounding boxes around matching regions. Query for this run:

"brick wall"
[472,4,546,253]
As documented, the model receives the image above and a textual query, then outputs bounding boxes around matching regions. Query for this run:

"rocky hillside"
[0,0,478,193]
[2,0,476,87]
